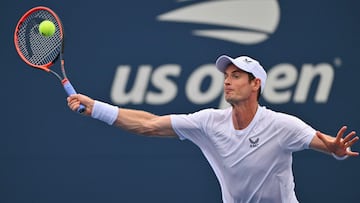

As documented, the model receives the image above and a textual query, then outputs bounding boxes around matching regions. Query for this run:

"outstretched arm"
[67,94,177,138]
[310,126,359,159]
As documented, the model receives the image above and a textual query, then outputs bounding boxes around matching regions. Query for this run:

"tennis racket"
[14,6,85,113]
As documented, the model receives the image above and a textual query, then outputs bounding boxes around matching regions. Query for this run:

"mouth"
[225,89,233,94]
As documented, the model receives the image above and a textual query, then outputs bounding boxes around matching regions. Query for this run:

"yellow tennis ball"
[39,20,56,37]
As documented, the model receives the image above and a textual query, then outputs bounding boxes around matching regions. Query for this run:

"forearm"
[90,100,176,137]
[67,94,177,137]
[115,108,160,135]
[310,135,333,154]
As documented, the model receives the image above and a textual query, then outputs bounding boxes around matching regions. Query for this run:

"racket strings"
[16,10,62,66]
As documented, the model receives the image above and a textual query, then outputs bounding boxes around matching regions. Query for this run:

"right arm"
[67,94,177,138]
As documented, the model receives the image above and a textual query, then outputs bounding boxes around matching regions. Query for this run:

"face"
[223,64,259,105]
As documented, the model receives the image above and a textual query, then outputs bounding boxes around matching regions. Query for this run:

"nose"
[224,76,230,85]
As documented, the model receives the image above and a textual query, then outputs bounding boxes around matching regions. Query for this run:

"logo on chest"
[249,136,260,148]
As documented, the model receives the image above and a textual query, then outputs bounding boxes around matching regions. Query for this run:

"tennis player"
[67,55,359,203]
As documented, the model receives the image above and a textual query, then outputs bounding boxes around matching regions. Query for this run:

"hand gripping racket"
[14,6,85,113]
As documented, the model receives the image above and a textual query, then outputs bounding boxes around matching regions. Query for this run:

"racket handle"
[62,79,86,113]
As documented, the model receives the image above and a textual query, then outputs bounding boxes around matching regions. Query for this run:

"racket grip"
[62,79,86,113]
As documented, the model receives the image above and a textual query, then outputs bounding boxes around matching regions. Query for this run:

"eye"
[232,73,241,79]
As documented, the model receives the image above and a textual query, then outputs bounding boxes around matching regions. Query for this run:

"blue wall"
[1,0,359,202]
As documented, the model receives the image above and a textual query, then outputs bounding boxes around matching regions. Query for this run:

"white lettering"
[263,63,334,104]
[294,63,334,103]
[263,63,298,104]
[110,61,336,107]
[146,64,181,105]
[186,64,223,104]
[110,65,152,105]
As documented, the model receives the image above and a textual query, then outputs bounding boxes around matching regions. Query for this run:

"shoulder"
[197,107,232,122]
[260,106,300,121]
[170,107,232,129]
[172,107,231,121]
[170,108,231,140]
[199,107,231,116]
[259,106,313,131]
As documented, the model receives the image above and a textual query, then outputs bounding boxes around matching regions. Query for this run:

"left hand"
[316,126,359,157]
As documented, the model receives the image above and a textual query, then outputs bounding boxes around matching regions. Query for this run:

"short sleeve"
[170,109,213,145]
[279,114,316,152]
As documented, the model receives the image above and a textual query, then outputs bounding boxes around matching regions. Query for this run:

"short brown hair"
[247,72,261,101]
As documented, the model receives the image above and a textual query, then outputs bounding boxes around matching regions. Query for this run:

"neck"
[232,101,259,130]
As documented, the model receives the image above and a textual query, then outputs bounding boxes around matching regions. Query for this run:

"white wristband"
[332,147,351,161]
[91,100,119,125]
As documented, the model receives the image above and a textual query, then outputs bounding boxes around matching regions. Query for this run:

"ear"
[252,78,261,92]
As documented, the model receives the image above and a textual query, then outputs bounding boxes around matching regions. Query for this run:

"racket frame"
[14,6,64,73]
[14,6,85,113]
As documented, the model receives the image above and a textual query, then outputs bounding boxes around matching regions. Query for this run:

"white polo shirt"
[170,106,315,203]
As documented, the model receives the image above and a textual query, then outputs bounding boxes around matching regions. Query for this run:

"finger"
[335,126,347,142]
[68,99,77,107]
[343,131,357,143]
[344,135,359,148]
[69,101,80,111]
[67,95,79,103]
[346,150,359,157]
[68,94,81,101]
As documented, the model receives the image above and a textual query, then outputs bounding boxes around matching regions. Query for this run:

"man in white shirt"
[67,55,359,203]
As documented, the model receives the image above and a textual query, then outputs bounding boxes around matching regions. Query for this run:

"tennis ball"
[39,20,56,37]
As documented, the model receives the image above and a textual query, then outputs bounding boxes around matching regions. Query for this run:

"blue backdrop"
[1,0,359,202]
